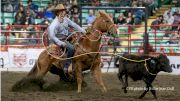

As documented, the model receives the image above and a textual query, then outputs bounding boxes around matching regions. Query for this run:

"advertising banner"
[0,48,180,75]
[0,48,44,71]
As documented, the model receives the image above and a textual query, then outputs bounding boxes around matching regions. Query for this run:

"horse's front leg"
[75,62,83,93]
[92,60,107,93]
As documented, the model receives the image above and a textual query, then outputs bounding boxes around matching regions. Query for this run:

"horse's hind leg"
[92,63,107,93]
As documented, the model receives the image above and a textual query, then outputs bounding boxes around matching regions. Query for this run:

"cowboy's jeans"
[63,41,75,73]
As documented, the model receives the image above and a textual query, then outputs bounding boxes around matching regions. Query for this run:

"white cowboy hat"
[52,4,66,11]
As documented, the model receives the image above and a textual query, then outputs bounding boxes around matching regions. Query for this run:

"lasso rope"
[42,31,156,75]
[144,59,157,75]
[84,29,102,42]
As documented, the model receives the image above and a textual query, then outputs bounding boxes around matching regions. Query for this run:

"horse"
[17,11,117,93]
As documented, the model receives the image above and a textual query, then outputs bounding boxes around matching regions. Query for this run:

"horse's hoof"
[122,87,126,89]
[103,87,107,93]
[77,90,81,93]
[124,90,127,93]
[138,96,143,99]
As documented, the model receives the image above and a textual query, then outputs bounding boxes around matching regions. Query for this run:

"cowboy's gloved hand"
[57,41,66,47]
[81,29,87,35]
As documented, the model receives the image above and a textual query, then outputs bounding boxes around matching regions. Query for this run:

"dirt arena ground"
[1,71,180,101]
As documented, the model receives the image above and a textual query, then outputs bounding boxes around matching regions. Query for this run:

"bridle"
[102,18,117,35]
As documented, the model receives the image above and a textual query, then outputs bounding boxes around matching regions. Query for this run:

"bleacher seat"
[130,48,138,53]
[35,19,42,24]
[174,48,180,53]
[41,0,49,4]
[115,13,119,18]
[82,13,89,18]
[118,26,128,33]
[82,9,89,13]
[0,36,6,44]
[106,10,114,13]
[9,36,16,44]
[41,3,48,7]
[82,19,86,24]
[3,13,13,18]
[33,0,40,5]
[4,18,14,24]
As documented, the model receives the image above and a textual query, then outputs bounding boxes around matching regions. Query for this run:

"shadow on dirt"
[11,77,87,92]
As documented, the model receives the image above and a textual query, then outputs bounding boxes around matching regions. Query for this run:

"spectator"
[116,13,126,25]
[14,0,24,12]
[143,0,156,16]
[36,8,45,19]
[25,11,35,24]
[164,12,174,28]
[3,1,13,12]
[17,5,25,13]
[159,15,164,24]
[85,10,96,25]
[172,11,180,31]
[126,12,134,25]
[138,43,155,53]
[163,7,172,20]
[175,0,180,7]
[92,0,100,6]
[26,6,36,18]
[27,0,38,13]
[14,10,25,24]
[70,1,80,24]
[133,9,144,25]
[131,1,145,23]
[159,15,170,31]
[132,0,138,7]
[151,16,161,30]
[44,5,55,22]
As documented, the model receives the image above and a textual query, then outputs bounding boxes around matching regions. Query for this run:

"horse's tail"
[27,61,39,77]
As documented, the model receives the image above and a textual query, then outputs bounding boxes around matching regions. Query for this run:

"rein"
[84,29,102,42]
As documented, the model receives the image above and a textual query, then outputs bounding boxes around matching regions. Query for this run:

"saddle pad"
[47,44,64,58]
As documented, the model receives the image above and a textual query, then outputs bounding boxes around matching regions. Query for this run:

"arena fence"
[0,24,180,73]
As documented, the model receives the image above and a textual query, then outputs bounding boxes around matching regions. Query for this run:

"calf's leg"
[150,85,157,99]
[118,72,127,93]
[139,84,150,99]
[124,74,128,93]
[139,78,155,99]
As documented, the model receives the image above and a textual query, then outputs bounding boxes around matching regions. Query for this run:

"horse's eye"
[106,20,110,22]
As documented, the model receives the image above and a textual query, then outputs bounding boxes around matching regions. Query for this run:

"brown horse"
[24,11,117,93]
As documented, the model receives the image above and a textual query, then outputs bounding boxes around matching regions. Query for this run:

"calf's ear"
[150,59,156,64]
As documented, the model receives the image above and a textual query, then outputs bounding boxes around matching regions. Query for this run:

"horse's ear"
[99,11,106,17]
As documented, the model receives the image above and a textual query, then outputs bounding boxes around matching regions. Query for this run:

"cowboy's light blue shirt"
[48,17,86,46]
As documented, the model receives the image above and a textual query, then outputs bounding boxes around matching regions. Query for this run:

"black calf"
[115,54,172,99]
